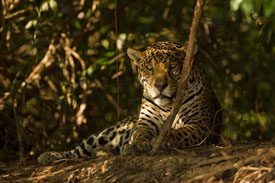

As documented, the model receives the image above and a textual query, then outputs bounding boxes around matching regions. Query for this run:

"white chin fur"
[154,98,171,106]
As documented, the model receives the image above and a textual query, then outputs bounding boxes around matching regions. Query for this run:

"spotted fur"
[38,41,222,165]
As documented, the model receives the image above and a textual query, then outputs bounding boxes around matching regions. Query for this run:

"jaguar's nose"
[154,82,168,93]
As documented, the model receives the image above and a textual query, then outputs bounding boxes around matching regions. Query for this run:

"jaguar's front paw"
[37,151,64,165]
[133,139,152,153]
[151,135,173,151]
[124,139,152,155]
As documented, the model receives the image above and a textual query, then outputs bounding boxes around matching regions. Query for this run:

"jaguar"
[38,41,222,165]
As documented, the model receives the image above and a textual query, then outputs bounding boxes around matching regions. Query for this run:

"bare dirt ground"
[1,141,275,183]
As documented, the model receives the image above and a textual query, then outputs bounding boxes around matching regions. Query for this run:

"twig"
[70,49,86,70]
[194,153,247,168]
[199,47,217,70]
[152,0,205,152]
[94,79,124,115]
[186,151,275,182]
[233,166,273,183]
[20,39,56,89]
[4,9,26,20]
[108,53,125,65]
[11,72,24,162]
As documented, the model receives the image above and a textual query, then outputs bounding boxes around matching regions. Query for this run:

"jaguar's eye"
[172,70,179,75]
[170,62,178,69]
[145,64,153,71]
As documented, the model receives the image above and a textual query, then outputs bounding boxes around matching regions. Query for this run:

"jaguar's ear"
[127,48,144,65]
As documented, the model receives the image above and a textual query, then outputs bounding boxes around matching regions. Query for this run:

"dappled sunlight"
[0,1,274,181]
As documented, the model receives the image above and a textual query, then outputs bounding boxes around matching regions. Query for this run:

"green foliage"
[0,0,274,162]
[223,0,275,141]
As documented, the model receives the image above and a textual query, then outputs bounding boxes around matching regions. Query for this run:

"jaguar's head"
[127,41,187,106]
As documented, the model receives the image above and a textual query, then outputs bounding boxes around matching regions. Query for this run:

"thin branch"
[20,39,56,89]
[152,0,205,152]
[4,9,26,20]
[187,151,275,182]
[109,53,125,65]
[94,79,124,115]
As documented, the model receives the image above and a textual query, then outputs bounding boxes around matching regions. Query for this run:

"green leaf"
[230,0,243,11]
[25,20,37,29]
[104,51,115,58]
[267,29,272,44]
[49,0,58,11]
[240,0,253,22]
[138,16,153,24]
[258,24,265,37]
[96,58,109,65]
[101,39,109,49]
[263,0,275,17]
[74,20,81,29]
[87,65,95,76]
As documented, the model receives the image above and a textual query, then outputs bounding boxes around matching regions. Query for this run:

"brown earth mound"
[1,142,275,183]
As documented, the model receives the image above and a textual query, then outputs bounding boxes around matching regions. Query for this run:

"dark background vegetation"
[0,0,274,162]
